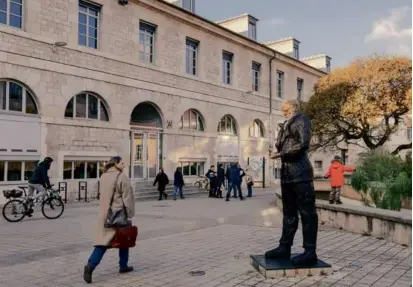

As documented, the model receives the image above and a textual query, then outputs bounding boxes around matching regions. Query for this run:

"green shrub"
[350,150,412,210]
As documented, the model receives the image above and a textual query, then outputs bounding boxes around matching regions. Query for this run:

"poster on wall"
[248,156,264,183]
[216,136,239,163]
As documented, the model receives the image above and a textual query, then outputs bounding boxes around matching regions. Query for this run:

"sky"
[195,0,412,68]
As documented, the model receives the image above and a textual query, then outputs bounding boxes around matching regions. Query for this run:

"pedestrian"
[245,166,254,198]
[153,168,169,200]
[173,167,185,200]
[83,156,135,284]
[266,100,318,266]
[324,156,356,204]
[225,162,245,201]
[205,165,217,198]
[217,164,225,198]
[237,162,245,198]
[27,157,53,216]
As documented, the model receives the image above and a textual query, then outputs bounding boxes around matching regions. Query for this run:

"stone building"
[0,0,407,202]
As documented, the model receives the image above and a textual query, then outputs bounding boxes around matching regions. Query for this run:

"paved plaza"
[0,190,411,287]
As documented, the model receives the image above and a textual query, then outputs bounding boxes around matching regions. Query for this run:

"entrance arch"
[130,102,163,180]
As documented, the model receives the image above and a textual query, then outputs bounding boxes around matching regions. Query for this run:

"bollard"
[97,181,100,200]
[78,181,88,202]
[262,157,266,189]
[59,182,67,203]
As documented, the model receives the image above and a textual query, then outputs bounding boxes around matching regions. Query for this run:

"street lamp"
[52,41,67,53]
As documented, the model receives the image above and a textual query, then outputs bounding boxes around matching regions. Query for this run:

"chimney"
[163,0,195,13]
[216,14,259,41]
[264,37,300,59]
[301,54,332,73]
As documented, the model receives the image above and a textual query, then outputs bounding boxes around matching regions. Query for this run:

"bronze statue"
[267,100,318,265]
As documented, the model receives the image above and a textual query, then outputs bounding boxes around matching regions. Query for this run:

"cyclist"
[27,157,53,212]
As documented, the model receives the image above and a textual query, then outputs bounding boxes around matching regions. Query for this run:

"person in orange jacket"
[324,156,356,204]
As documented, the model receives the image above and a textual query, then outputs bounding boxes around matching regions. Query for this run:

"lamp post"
[52,41,67,53]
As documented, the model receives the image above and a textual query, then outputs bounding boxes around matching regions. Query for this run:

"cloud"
[365,6,412,56]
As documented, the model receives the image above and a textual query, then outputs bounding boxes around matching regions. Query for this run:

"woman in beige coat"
[83,156,135,284]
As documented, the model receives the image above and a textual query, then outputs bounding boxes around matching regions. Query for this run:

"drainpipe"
[268,52,276,187]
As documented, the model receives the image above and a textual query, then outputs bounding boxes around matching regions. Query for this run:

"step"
[135,190,208,201]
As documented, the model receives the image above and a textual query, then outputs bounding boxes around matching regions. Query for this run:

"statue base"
[250,254,332,278]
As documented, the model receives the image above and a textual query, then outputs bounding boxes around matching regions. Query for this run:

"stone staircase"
[132,180,207,201]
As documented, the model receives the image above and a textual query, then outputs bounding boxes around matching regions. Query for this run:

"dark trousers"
[247,185,252,197]
[279,181,318,250]
[88,246,129,270]
[158,189,167,200]
[226,182,243,199]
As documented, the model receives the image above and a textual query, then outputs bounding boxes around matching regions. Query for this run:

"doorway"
[132,132,160,180]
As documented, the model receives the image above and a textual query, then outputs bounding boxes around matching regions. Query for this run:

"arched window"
[218,115,237,135]
[249,119,265,137]
[65,92,109,121]
[0,80,38,114]
[180,109,204,131]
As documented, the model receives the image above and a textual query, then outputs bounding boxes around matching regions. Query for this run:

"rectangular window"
[274,168,281,179]
[293,43,299,59]
[86,162,98,179]
[186,38,198,76]
[63,160,106,180]
[297,78,303,100]
[0,0,23,29]
[0,81,6,110]
[248,21,256,40]
[407,127,412,141]
[181,162,205,176]
[326,58,331,73]
[139,21,156,64]
[78,1,99,49]
[314,161,323,170]
[88,94,98,119]
[252,62,260,92]
[277,71,284,98]
[222,51,233,85]
[8,81,22,112]
[63,161,72,180]
[76,94,87,118]
[73,161,85,179]
[0,161,4,182]
[7,161,21,181]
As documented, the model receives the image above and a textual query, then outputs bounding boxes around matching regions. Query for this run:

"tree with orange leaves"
[306,56,412,154]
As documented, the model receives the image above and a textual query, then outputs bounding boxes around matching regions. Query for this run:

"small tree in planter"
[351,150,412,210]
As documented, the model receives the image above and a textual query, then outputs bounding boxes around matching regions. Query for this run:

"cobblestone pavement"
[0,190,411,287]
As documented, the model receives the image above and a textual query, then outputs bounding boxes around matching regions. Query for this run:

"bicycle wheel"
[2,199,26,222]
[194,181,202,188]
[41,198,64,219]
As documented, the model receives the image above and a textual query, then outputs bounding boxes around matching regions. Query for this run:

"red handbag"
[111,225,138,248]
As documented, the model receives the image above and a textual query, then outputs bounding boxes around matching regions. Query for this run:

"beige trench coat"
[94,167,135,246]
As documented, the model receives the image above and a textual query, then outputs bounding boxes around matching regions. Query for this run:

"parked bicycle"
[2,184,64,222]
[194,176,210,191]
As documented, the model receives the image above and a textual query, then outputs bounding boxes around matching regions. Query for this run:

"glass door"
[147,133,158,179]
[132,132,159,180]
[133,133,145,179]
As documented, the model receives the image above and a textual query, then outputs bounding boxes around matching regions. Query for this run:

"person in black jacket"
[217,164,225,198]
[173,167,185,200]
[153,168,169,200]
[27,157,53,211]
[205,165,218,198]
[265,100,318,266]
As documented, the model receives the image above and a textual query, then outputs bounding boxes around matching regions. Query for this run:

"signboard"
[248,156,264,182]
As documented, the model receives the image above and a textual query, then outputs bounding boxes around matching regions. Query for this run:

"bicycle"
[2,184,65,222]
[194,176,210,191]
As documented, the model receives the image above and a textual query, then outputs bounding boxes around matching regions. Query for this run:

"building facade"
[1,0,385,202]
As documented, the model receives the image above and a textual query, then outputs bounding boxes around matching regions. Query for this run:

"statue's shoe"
[291,250,318,265]
[264,245,291,259]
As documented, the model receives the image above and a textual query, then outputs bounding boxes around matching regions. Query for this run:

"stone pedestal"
[250,255,332,278]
